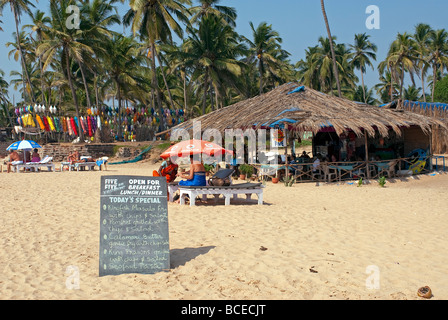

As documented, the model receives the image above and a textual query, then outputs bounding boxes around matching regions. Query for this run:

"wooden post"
[429,124,433,171]
[284,123,289,178]
[364,131,370,179]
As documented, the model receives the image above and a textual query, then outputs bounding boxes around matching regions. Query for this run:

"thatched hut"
[172,83,445,158]
[381,100,448,154]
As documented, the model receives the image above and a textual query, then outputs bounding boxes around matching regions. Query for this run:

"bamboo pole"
[364,131,370,179]
[284,123,289,179]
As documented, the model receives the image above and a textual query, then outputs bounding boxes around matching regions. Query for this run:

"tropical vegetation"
[0,0,447,141]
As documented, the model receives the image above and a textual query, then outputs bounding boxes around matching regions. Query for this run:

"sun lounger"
[25,156,55,172]
[178,182,264,206]
[74,162,97,171]
[60,161,97,171]
[168,169,235,202]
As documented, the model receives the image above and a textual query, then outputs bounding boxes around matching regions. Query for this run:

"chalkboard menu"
[99,176,170,276]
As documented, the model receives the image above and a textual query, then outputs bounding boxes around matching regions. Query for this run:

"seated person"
[153,157,178,183]
[177,155,206,186]
[67,150,80,164]
[31,149,41,163]
[7,150,22,173]
[299,151,311,162]
[312,153,322,173]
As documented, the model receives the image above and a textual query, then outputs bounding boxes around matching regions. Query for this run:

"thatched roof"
[173,83,446,137]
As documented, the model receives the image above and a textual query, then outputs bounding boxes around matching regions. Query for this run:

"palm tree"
[350,33,377,103]
[24,10,50,103]
[37,0,96,141]
[243,21,289,95]
[190,0,237,27]
[375,71,399,103]
[320,0,341,97]
[351,85,378,105]
[123,0,191,130]
[427,29,448,102]
[102,34,148,140]
[0,0,36,103]
[413,23,433,102]
[384,32,418,99]
[404,85,422,101]
[298,36,356,95]
[182,14,245,114]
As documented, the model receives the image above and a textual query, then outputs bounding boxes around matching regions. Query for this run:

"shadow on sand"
[170,246,216,269]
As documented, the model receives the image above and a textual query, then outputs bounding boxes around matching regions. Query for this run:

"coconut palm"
[350,33,377,103]
[320,0,341,97]
[404,85,422,101]
[24,10,50,103]
[182,14,245,114]
[243,21,289,95]
[375,71,399,103]
[190,0,237,27]
[413,23,433,102]
[37,0,97,141]
[123,0,191,130]
[384,32,419,99]
[101,34,148,140]
[427,29,448,102]
[0,0,36,103]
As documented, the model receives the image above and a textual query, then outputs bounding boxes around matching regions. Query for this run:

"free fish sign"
[99,176,170,276]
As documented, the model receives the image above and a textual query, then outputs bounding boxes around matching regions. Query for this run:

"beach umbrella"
[160,139,233,159]
[7,140,42,151]
[6,140,42,164]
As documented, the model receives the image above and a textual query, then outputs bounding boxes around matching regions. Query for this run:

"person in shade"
[177,155,206,187]
[153,157,178,183]
[31,149,41,163]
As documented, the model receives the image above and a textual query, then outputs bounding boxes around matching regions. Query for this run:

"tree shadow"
[170,246,216,269]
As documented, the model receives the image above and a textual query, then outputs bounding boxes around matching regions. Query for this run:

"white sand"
[1,161,447,300]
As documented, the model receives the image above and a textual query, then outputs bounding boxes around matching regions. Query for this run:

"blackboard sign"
[99,176,170,276]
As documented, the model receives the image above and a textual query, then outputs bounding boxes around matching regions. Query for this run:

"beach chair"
[207,168,234,186]
[178,182,264,206]
[11,161,24,173]
[378,160,397,178]
[27,156,55,172]
[321,164,337,182]
[96,157,109,171]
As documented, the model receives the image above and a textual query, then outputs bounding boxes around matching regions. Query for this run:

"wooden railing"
[252,155,447,183]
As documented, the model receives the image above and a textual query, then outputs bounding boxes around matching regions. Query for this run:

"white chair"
[27,156,55,172]
[322,164,337,182]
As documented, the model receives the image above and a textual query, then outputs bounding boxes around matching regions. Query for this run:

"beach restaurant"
[171,83,447,182]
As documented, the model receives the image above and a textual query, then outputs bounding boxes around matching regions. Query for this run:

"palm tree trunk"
[400,62,405,99]
[13,8,35,103]
[421,69,427,102]
[76,59,92,109]
[258,57,264,95]
[202,70,209,115]
[432,63,437,102]
[361,70,366,103]
[65,47,84,141]
[150,42,165,131]
[320,0,342,98]
[155,50,175,109]
[117,83,123,141]
[183,67,188,116]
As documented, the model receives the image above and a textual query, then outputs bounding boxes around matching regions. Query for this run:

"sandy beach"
[1,159,448,300]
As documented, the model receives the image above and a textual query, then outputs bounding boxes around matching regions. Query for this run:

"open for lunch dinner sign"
[99,176,170,276]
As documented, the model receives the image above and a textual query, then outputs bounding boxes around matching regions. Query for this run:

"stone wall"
[39,144,116,162]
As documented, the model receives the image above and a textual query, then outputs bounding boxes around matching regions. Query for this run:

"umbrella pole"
[284,123,289,179]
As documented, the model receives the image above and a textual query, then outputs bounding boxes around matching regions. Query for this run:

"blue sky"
[1,0,447,102]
